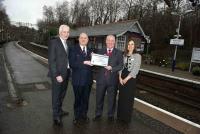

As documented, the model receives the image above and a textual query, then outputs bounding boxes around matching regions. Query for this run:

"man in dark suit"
[69,33,93,125]
[93,35,123,121]
[48,25,71,126]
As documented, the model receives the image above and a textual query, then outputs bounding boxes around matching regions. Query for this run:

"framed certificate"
[91,53,109,67]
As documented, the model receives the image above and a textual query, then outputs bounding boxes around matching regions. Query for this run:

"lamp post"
[171,9,194,72]
[171,14,181,72]
[145,36,151,55]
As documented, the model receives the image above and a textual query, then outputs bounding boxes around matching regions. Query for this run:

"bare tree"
[122,0,134,20]
[37,19,46,32]
[106,0,122,23]
[89,0,122,24]
[70,0,80,24]
[55,1,70,25]
[122,0,156,20]
[89,0,106,24]
[0,1,10,42]
[170,0,185,12]
[76,3,91,27]
[43,5,55,24]
[0,0,9,24]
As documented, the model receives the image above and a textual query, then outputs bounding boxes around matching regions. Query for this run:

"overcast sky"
[3,0,65,24]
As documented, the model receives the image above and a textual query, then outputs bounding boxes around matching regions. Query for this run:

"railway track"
[137,71,200,109]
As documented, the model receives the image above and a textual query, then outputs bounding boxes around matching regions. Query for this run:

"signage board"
[170,39,184,46]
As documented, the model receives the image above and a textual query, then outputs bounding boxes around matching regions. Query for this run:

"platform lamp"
[171,9,194,72]
[145,36,151,56]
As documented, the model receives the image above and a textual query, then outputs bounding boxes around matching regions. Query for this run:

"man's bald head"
[79,32,89,46]
[106,35,115,49]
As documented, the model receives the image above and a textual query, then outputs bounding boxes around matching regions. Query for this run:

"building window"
[116,35,126,51]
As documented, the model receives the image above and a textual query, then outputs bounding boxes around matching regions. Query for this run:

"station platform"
[141,64,200,83]
[0,42,197,134]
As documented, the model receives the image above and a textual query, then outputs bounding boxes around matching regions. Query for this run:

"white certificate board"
[91,53,109,67]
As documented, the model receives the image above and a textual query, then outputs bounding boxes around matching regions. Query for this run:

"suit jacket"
[69,44,93,86]
[48,37,70,79]
[119,53,141,78]
[96,48,123,86]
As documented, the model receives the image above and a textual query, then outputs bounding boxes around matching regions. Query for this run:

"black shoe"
[81,116,90,123]
[53,118,62,126]
[61,110,69,117]
[92,115,102,121]
[108,116,114,122]
[73,119,81,125]
[116,118,122,123]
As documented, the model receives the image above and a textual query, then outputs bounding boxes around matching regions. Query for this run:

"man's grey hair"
[106,35,115,40]
[59,24,70,34]
[79,32,88,38]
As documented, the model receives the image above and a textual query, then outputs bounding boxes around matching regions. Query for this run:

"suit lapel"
[108,48,116,64]
[78,45,90,57]
[66,40,70,55]
[57,37,67,55]
[110,48,116,59]
[78,45,84,56]
[87,48,92,59]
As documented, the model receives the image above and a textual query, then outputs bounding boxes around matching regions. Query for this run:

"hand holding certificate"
[91,53,109,67]
[83,60,93,66]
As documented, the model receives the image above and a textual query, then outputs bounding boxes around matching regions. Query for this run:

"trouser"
[73,85,91,119]
[95,84,117,117]
[51,70,70,119]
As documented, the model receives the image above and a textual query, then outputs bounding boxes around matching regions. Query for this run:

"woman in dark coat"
[117,40,141,123]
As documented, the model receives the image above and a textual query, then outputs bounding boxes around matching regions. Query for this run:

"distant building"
[69,20,148,52]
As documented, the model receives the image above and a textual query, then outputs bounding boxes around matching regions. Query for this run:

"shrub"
[176,62,190,71]
[143,54,154,64]
[192,66,200,76]
[150,49,172,66]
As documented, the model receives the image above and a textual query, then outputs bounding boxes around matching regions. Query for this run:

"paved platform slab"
[4,42,49,84]
[0,85,181,134]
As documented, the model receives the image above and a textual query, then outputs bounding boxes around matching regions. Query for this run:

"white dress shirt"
[59,37,67,51]
[60,37,69,68]
[80,45,87,55]
[107,48,113,53]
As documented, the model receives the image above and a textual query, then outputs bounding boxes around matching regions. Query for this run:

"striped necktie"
[82,46,86,56]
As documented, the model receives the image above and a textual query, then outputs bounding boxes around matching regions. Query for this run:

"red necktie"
[105,49,112,76]
[107,49,112,56]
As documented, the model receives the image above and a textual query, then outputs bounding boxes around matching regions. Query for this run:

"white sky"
[3,0,68,24]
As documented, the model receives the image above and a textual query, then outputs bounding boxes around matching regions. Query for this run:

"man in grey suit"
[48,25,71,126]
[93,35,123,121]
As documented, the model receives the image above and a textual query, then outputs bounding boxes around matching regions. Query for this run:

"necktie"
[82,46,86,56]
[107,49,112,56]
[105,49,112,76]
[64,41,67,52]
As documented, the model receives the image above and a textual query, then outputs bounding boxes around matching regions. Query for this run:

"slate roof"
[69,20,146,38]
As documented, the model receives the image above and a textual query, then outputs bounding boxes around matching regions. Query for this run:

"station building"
[69,20,149,52]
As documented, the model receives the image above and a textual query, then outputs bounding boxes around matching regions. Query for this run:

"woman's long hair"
[124,40,137,56]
